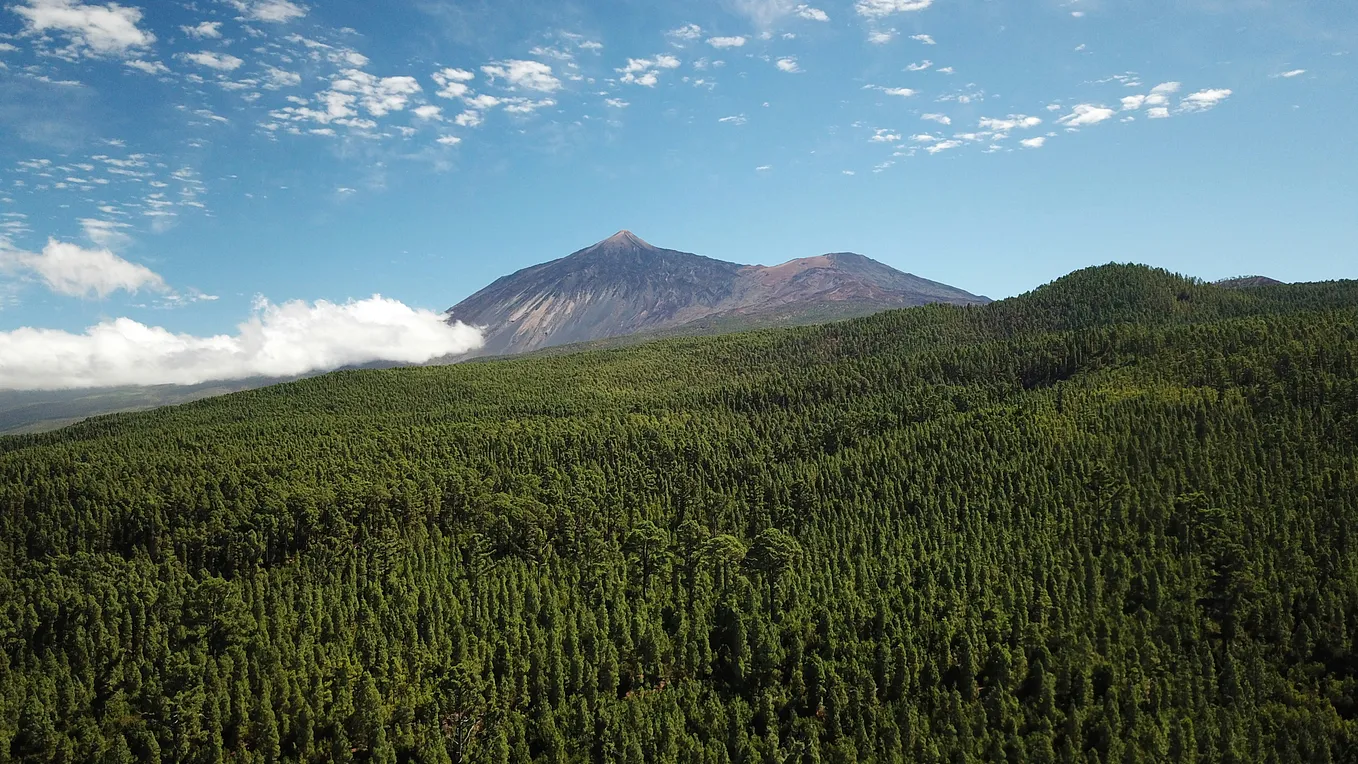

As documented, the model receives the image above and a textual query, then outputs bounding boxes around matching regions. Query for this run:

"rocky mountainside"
[446,231,989,356]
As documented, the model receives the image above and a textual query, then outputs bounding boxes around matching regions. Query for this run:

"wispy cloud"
[1178,88,1232,112]
[855,0,932,19]
[181,21,222,40]
[617,55,680,87]
[1056,103,1116,127]
[181,51,245,71]
[482,60,561,92]
[707,36,747,49]
[868,85,917,97]
[978,114,1042,132]
[230,0,307,23]
[666,24,703,42]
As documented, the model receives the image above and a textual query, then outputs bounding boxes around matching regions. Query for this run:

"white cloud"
[617,55,679,87]
[878,87,916,97]
[1147,107,1170,119]
[1277,69,1306,78]
[482,59,560,92]
[436,135,461,145]
[707,36,747,48]
[1144,81,1180,106]
[855,0,932,19]
[1121,94,1146,111]
[775,57,801,73]
[332,69,422,116]
[910,33,935,44]
[796,5,829,21]
[13,0,156,57]
[1056,103,1116,127]
[465,94,500,109]
[501,97,554,114]
[432,67,475,99]
[755,165,772,171]
[124,59,168,75]
[0,238,165,298]
[978,114,1041,131]
[182,51,244,71]
[921,112,950,125]
[263,65,301,89]
[870,128,901,142]
[727,0,814,27]
[1179,88,1231,112]
[667,24,703,41]
[1020,136,1046,148]
[719,114,747,125]
[181,21,222,39]
[937,66,953,74]
[578,40,603,51]
[924,139,961,154]
[1071,10,1085,17]
[413,104,442,120]
[79,218,131,249]
[231,0,306,23]
[867,30,895,44]
[906,60,932,71]
[0,296,484,389]
[604,97,629,108]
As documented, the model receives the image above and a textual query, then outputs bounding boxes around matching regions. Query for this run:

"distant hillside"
[445,231,989,356]
[0,380,286,435]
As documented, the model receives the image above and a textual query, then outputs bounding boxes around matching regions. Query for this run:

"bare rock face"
[446,231,990,356]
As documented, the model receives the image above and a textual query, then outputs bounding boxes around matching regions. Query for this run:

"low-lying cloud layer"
[0,295,484,389]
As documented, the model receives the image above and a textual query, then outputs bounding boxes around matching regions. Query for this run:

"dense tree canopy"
[1,264,1356,762]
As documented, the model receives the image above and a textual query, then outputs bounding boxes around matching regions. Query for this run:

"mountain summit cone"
[590,230,655,252]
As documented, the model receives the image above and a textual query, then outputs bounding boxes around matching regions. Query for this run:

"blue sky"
[0,0,1353,387]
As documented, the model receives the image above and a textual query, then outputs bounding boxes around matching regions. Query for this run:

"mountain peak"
[591,230,654,252]
[447,234,988,357]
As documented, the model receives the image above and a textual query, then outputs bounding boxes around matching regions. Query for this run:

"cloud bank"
[0,295,484,389]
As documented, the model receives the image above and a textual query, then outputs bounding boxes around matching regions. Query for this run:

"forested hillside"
[2,265,1357,763]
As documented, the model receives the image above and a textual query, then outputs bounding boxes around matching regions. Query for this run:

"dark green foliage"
[1,265,1357,762]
